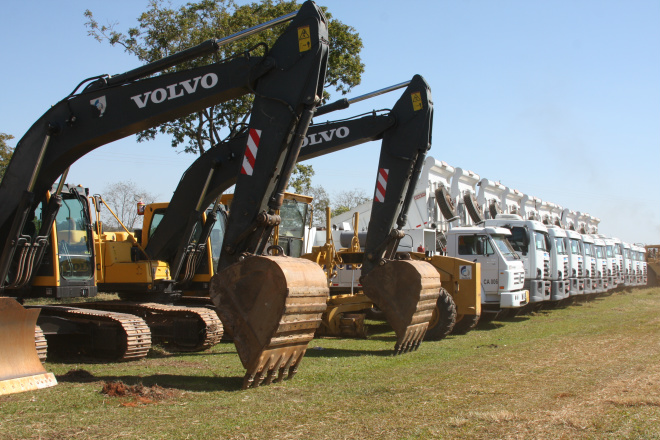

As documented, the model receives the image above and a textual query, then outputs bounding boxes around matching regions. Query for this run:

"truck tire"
[451,314,479,334]
[424,288,456,341]
[435,185,457,221]
[463,192,484,224]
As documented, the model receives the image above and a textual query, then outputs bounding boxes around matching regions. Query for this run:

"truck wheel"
[451,314,479,334]
[435,185,457,221]
[424,288,456,341]
[463,192,484,224]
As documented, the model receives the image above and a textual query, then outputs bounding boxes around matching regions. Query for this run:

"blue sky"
[1,0,658,243]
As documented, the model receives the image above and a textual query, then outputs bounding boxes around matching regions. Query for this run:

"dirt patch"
[56,369,98,383]
[101,381,180,406]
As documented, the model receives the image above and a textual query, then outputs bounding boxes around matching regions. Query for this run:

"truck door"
[457,234,499,301]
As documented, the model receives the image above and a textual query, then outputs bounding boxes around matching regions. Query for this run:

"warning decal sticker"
[298,26,311,52]
[411,91,423,111]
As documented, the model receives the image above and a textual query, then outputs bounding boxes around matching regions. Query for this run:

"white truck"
[580,233,598,294]
[484,214,551,304]
[546,226,570,300]
[601,236,619,289]
[444,226,527,311]
[564,229,586,296]
[592,235,610,292]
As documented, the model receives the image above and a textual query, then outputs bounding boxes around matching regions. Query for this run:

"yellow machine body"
[410,252,481,328]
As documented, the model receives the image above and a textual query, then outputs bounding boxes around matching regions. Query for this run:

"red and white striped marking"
[241,128,262,175]
[375,168,389,202]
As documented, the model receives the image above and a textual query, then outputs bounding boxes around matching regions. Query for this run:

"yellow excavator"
[0,1,329,394]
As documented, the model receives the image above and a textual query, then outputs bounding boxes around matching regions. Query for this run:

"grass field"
[2,287,660,439]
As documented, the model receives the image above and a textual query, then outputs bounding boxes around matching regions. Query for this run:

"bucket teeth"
[241,348,305,389]
[211,256,328,389]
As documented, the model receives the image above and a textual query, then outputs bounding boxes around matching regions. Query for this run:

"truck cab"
[580,233,596,294]
[592,236,608,292]
[621,242,633,286]
[444,226,527,310]
[484,214,551,304]
[546,226,569,300]
[611,238,624,286]
[564,229,585,296]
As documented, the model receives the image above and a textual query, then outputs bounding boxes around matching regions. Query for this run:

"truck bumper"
[526,279,550,303]
[551,280,568,301]
[568,277,585,296]
[500,290,529,308]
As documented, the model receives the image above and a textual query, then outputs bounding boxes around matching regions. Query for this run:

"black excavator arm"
[0,1,326,295]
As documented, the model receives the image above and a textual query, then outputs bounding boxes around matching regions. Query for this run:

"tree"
[332,188,369,217]
[306,185,330,227]
[288,164,314,194]
[101,180,157,231]
[0,132,14,181]
[85,0,364,157]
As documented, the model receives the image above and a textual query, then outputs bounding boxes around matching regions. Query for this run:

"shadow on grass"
[53,366,245,391]
[55,369,245,392]
[304,346,393,358]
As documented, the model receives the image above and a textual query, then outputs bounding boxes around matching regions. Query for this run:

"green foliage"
[0,132,15,181]
[331,187,369,217]
[288,164,314,194]
[85,0,364,156]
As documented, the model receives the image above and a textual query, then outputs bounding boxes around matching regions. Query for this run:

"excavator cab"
[30,185,97,299]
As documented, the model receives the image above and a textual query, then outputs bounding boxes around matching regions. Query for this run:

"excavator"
[137,76,452,358]
[0,1,329,395]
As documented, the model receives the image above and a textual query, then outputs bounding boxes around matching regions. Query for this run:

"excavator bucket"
[0,298,57,396]
[361,260,441,353]
[210,256,328,388]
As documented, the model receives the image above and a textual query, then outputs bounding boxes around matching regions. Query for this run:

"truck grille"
[514,271,524,284]
[578,261,583,277]
[564,261,569,279]
[591,262,596,279]
[543,261,549,279]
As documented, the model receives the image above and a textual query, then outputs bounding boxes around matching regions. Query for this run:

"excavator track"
[70,302,223,352]
[34,325,47,362]
[361,259,441,354]
[34,305,151,361]
[211,256,329,389]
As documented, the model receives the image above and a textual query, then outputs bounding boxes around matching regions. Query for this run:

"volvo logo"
[130,73,219,108]
[301,126,349,147]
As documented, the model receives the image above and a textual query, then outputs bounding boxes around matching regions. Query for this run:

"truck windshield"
[554,238,567,255]
[595,245,604,258]
[606,245,613,257]
[584,243,592,256]
[490,234,519,260]
[570,239,580,255]
[614,245,622,255]
[535,231,548,251]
